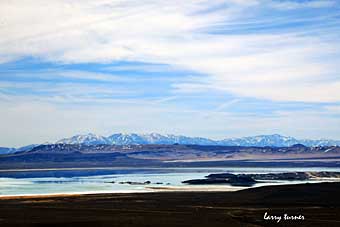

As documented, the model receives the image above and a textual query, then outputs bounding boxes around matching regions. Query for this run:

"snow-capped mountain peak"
[56,133,108,145]
[55,133,340,147]
[220,134,299,147]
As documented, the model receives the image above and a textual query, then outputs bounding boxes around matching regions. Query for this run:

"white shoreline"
[0,186,244,198]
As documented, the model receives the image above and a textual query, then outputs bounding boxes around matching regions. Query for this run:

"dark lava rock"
[182,178,229,185]
[308,171,340,178]
[244,172,310,181]
[119,181,151,185]
[183,173,256,187]
[227,175,256,186]
[205,171,340,182]
[207,173,237,179]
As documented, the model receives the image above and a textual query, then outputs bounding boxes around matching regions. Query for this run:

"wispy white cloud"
[270,0,336,10]
[0,0,340,145]
[214,99,240,111]
[323,105,340,114]
[1,0,339,103]
[104,63,178,73]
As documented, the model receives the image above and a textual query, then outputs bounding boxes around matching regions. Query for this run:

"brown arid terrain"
[1,182,340,227]
[1,144,340,169]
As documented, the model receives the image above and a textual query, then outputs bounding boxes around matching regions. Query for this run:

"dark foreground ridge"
[1,182,340,227]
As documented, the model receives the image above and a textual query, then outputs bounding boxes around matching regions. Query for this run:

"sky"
[0,0,340,147]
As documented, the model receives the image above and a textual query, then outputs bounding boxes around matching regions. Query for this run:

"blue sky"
[0,0,340,147]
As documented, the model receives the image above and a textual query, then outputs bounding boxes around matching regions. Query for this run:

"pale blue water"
[0,167,339,196]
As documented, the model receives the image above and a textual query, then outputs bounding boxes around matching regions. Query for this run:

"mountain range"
[0,144,38,155]
[56,133,340,147]
[1,133,339,155]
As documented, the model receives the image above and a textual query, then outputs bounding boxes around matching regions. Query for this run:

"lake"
[1,167,340,196]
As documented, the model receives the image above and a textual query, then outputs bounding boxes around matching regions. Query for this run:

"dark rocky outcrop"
[183,171,340,187]
[183,173,257,186]
[119,181,151,185]
[242,172,310,180]
[208,171,340,181]
[182,178,229,185]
